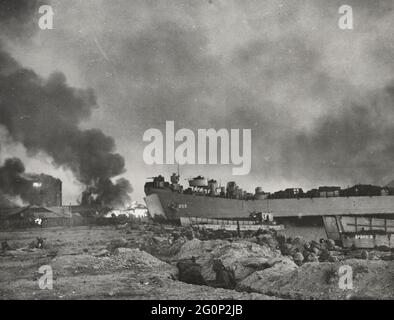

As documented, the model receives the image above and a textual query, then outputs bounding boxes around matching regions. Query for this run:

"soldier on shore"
[212,259,236,290]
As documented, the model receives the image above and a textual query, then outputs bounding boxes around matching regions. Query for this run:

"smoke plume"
[281,84,394,186]
[2,0,394,199]
[0,0,132,208]
[0,158,27,199]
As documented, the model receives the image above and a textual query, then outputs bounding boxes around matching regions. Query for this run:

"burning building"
[20,174,62,207]
[0,158,62,208]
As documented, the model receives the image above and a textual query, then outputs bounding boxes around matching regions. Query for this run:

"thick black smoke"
[82,178,132,209]
[0,0,44,39]
[282,85,394,186]
[0,0,132,208]
[0,157,27,199]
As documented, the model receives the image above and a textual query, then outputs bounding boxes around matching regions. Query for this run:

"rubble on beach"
[0,221,393,300]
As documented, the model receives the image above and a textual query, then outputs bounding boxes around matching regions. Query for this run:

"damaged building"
[0,205,72,229]
[0,158,62,208]
[0,173,62,208]
[19,174,62,207]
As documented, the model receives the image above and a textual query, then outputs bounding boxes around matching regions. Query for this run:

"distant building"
[104,202,148,218]
[0,174,62,208]
[22,174,62,207]
[0,205,72,229]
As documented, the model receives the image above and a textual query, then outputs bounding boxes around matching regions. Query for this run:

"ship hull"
[145,188,394,219]
[144,189,394,246]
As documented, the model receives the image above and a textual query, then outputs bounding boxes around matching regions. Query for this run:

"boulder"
[292,252,304,266]
[306,252,319,262]
[256,233,279,250]
[113,247,169,269]
[377,245,391,252]
[326,239,336,249]
[361,250,370,260]
[95,249,110,257]
[176,239,286,283]
[237,258,298,292]
[52,248,178,280]
[106,238,128,252]
[152,236,168,244]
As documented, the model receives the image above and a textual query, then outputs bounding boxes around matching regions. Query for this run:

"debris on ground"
[237,259,394,299]
[36,237,45,249]
[1,223,393,300]
[106,238,128,252]
[28,237,46,249]
[51,247,178,280]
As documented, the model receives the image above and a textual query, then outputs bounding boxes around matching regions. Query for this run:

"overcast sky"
[1,0,394,203]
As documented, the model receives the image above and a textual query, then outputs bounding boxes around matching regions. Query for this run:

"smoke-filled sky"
[1,0,394,203]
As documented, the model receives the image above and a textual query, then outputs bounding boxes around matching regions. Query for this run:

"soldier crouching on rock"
[212,259,236,290]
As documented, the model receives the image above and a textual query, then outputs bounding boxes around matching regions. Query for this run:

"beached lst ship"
[144,173,394,248]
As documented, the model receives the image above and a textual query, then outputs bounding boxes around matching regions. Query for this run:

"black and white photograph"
[0,0,393,305]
